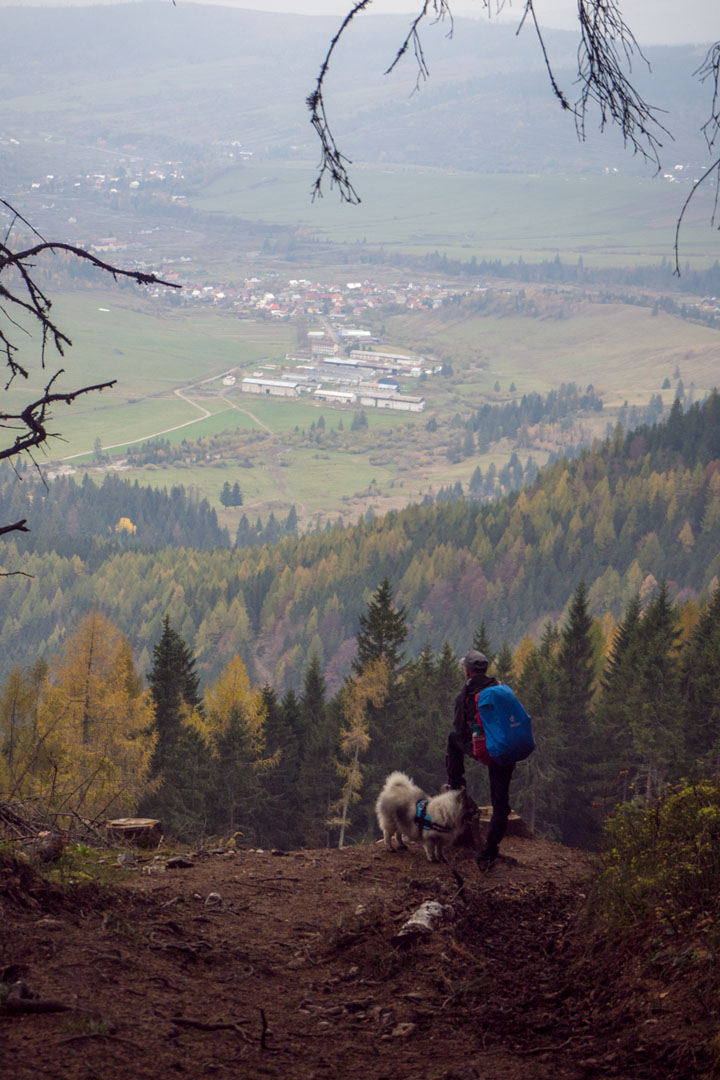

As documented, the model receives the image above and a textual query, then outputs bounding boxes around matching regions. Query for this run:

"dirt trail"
[0,836,708,1080]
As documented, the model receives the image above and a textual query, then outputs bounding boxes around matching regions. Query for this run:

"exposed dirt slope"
[0,836,713,1079]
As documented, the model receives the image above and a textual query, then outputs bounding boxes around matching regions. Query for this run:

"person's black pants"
[446,731,515,861]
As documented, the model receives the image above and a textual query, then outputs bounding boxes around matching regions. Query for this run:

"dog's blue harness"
[415,799,453,833]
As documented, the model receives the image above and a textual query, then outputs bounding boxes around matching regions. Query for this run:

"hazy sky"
[2,0,716,45]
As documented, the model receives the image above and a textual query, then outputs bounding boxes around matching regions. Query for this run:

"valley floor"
[0,836,711,1079]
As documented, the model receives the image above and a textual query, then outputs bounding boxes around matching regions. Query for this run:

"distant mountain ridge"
[0,2,713,177]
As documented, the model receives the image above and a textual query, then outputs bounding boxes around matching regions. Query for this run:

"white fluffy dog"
[375,770,470,863]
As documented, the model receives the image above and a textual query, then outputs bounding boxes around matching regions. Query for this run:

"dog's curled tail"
[381,770,416,792]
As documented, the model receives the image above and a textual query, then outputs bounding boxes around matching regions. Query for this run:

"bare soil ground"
[0,835,714,1080]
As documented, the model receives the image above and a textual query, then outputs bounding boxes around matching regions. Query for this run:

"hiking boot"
[476,854,496,873]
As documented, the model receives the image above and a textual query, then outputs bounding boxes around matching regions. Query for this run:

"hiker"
[445,649,515,872]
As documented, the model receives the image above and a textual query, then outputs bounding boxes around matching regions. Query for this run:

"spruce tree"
[398,644,449,794]
[515,635,563,837]
[556,582,599,846]
[297,658,340,847]
[594,594,643,802]
[472,621,494,664]
[679,585,720,769]
[346,580,409,835]
[493,642,514,684]
[147,615,201,777]
[353,578,407,676]
[627,582,683,800]
[142,616,208,838]
[256,686,302,849]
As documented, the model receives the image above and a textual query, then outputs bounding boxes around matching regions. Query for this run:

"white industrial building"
[359,391,425,412]
[241,377,301,398]
[313,388,357,404]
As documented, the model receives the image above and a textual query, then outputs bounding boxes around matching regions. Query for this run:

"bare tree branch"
[674,43,720,274]
[0,372,117,463]
[575,0,669,167]
[0,520,29,538]
[0,200,182,539]
[307,0,373,203]
[308,0,671,206]
[384,0,453,85]
[517,0,572,113]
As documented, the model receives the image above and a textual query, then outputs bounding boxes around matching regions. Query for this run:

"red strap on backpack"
[472,697,492,765]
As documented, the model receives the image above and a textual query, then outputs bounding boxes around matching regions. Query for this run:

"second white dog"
[375,770,470,863]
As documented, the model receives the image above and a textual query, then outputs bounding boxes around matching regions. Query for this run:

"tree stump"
[455,807,533,850]
[485,808,533,839]
[106,818,162,849]
[24,831,64,863]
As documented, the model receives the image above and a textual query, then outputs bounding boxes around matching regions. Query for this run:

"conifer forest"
[2,394,719,849]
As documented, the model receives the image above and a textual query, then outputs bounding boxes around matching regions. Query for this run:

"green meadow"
[14,292,295,459]
[38,288,720,526]
[387,302,720,409]
[193,163,720,268]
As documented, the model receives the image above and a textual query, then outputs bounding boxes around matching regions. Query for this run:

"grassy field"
[37,288,720,527]
[13,292,296,459]
[193,163,720,268]
[387,301,720,408]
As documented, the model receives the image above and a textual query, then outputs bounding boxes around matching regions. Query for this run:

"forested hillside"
[2,393,720,868]
[1,393,719,689]
[0,469,229,558]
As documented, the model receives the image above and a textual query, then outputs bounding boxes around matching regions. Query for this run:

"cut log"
[392,901,455,947]
[106,818,162,849]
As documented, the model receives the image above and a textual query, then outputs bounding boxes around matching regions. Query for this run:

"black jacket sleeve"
[453,674,499,740]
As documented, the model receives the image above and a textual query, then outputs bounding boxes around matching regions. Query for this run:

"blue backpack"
[473,684,535,766]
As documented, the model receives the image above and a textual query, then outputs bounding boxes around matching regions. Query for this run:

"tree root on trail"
[3,980,71,1014]
[171,1016,251,1041]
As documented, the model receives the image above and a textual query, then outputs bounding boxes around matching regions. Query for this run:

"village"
[233,330,439,413]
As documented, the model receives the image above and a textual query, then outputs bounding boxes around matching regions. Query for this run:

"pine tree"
[514,634,563,837]
[146,615,201,778]
[297,656,339,847]
[493,642,514,684]
[255,685,302,849]
[398,644,450,794]
[142,616,208,837]
[679,585,720,769]
[472,621,494,664]
[627,582,683,801]
[556,582,599,846]
[195,656,272,840]
[353,578,407,676]
[594,594,643,802]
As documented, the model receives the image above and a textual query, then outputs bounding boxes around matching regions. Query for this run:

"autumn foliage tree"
[333,657,390,847]
[194,654,275,840]
[0,612,155,821]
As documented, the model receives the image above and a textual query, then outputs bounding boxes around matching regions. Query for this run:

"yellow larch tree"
[332,657,390,848]
[25,612,156,821]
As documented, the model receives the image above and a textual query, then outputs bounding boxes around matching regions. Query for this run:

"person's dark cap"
[463,650,488,673]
